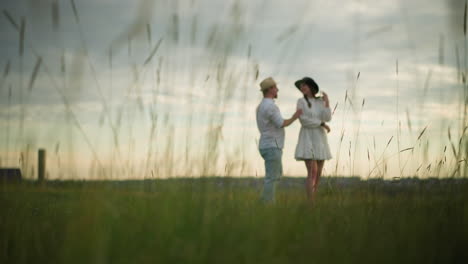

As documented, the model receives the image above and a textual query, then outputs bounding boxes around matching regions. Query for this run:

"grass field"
[1,177,467,263]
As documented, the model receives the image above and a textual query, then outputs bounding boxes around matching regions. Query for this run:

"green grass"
[1,178,467,263]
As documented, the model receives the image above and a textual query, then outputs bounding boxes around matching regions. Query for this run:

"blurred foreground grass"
[1,177,467,264]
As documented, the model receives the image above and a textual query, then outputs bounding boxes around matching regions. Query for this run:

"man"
[256,77,302,203]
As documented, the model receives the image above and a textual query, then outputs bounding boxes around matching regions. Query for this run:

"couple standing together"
[256,77,332,203]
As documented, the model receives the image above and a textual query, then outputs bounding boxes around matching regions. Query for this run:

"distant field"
[1,177,467,263]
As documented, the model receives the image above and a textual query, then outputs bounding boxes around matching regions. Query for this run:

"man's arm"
[282,109,303,128]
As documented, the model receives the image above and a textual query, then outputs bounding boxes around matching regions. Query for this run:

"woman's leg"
[304,160,312,199]
[304,160,318,201]
[315,160,325,192]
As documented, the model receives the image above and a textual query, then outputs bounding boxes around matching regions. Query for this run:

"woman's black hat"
[294,77,319,94]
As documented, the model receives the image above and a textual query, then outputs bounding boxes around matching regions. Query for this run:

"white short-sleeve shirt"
[256,98,285,149]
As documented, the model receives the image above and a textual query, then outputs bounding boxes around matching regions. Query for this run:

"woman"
[294,77,332,202]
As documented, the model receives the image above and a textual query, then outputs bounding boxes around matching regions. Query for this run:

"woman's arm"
[322,92,330,108]
[321,92,332,122]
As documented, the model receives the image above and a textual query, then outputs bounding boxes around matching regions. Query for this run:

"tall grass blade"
[3,10,19,30]
[396,59,398,75]
[143,38,163,66]
[2,60,10,78]
[19,17,25,56]
[146,23,152,45]
[110,0,155,53]
[28,56,42,92]
[417,126,428,141]
[456,46,461,82]
[275,25,298,42]
[191,15,198,44]
[438,34,444,65]
[61,53,66,73]
[451,143,457,158]
[459,126,467,146]
[416,163,422,172]
[451,166,460,177]
[171,14,179,43]
[206,24,218,47]
[400,147,414,153]
[448,126,452,141]
[405,109,412,132]
[70,0,80,23]
[52,0,60,31]
[464,0,467,36]
[332,102,338,115]
[448,127,458,157]
[423,69,433,96]
[255,64,259,80]
[109,47,112,68]
[386,136,393,148]
[348,141,351,158]
[365,25,392,38]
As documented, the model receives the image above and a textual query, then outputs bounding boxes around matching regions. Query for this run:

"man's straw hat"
[259,77,277,91]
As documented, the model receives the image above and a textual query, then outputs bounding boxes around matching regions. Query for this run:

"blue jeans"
[259,148,283,203]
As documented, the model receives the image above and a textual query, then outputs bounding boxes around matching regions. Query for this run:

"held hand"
[322,91,329,102]
[322,91,330,107]
[321,123,331,133]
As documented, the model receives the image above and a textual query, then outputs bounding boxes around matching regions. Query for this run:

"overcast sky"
[0,0,466,179]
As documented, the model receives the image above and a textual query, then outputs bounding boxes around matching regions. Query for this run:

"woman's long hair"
[304,94,311,108]
[303,79,319,108]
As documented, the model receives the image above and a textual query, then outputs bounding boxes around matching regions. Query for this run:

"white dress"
[294,97,332,161]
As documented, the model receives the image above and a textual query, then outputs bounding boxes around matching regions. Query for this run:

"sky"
[0,0,467,179]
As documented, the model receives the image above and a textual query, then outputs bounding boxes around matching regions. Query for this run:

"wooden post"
[38,149,46,182]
